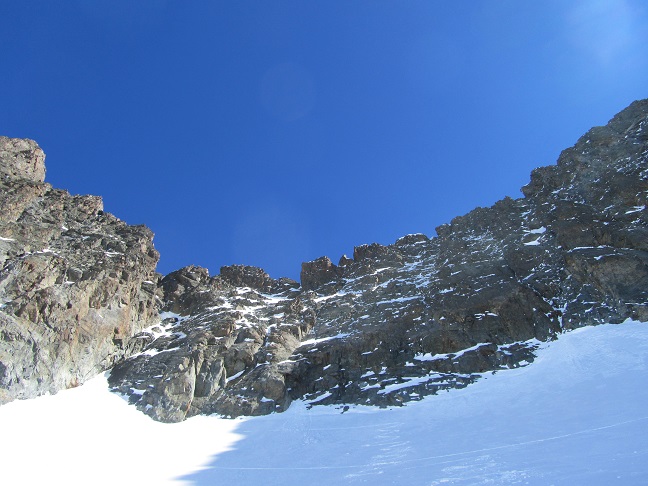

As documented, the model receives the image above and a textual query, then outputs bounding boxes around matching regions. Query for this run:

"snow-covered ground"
[2,320,647,485]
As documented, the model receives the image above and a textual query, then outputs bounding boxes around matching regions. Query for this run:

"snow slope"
[2,320,647,485]
[0,374,243,485]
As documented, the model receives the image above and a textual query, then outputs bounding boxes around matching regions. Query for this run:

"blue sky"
[2,1,647,280]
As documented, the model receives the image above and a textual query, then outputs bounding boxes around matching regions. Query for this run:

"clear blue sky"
[1,1,647,280]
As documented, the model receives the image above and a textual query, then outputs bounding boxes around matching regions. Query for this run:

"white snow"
[414,341,493,362]
[314,290,360,303]
[143,345,181,357]
[226,369,245,383]
[258,292,291,304]
[375,374,444,394]
[523,238,541,246]
[625,205,645,214]
[1,320,647,485]
[0,373,243,485]
[373,295,422,306]
[524,226,547,234]
[300,332,350,346]
[522,227,547,246]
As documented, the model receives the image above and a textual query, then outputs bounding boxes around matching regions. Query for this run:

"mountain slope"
[183,319,648,485]
[0,100,646,421]
[110,99,648,421]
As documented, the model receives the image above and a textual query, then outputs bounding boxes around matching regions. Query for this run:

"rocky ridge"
[109,100,648,422]
[1,100,647,422]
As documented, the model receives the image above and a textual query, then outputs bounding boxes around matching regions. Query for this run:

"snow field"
[0,374,243,485]
[1,319,647,485]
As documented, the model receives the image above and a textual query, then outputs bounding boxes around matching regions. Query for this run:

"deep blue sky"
[1,1,647,280]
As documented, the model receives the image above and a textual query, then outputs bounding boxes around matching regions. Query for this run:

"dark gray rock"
[282,99,648,407]
[220,264,298,293]
[300,256,340,291]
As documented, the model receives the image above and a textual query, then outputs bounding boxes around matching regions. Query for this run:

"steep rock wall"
[0,136,160,403]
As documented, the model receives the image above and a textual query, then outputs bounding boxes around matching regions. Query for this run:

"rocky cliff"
[2,100,647,422]
[0,137,160,404]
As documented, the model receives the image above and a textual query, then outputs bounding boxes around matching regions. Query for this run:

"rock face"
[106,100,648,422]
[109,265,309,421]
[2,100,647,421]
[0,137,160,404]
[0,137,46,184]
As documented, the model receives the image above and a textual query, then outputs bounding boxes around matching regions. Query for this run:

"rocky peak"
[300,256,339,291]
[220,264,298,293]
[0,136,46,183]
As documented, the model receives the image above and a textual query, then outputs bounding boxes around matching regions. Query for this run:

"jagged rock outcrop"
[106,99,648,422]
[0,136,160,404]
[109,265,312,422]
[301,256,340,291]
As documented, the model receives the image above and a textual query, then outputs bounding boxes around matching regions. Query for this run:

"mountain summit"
[1,100,647,421]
